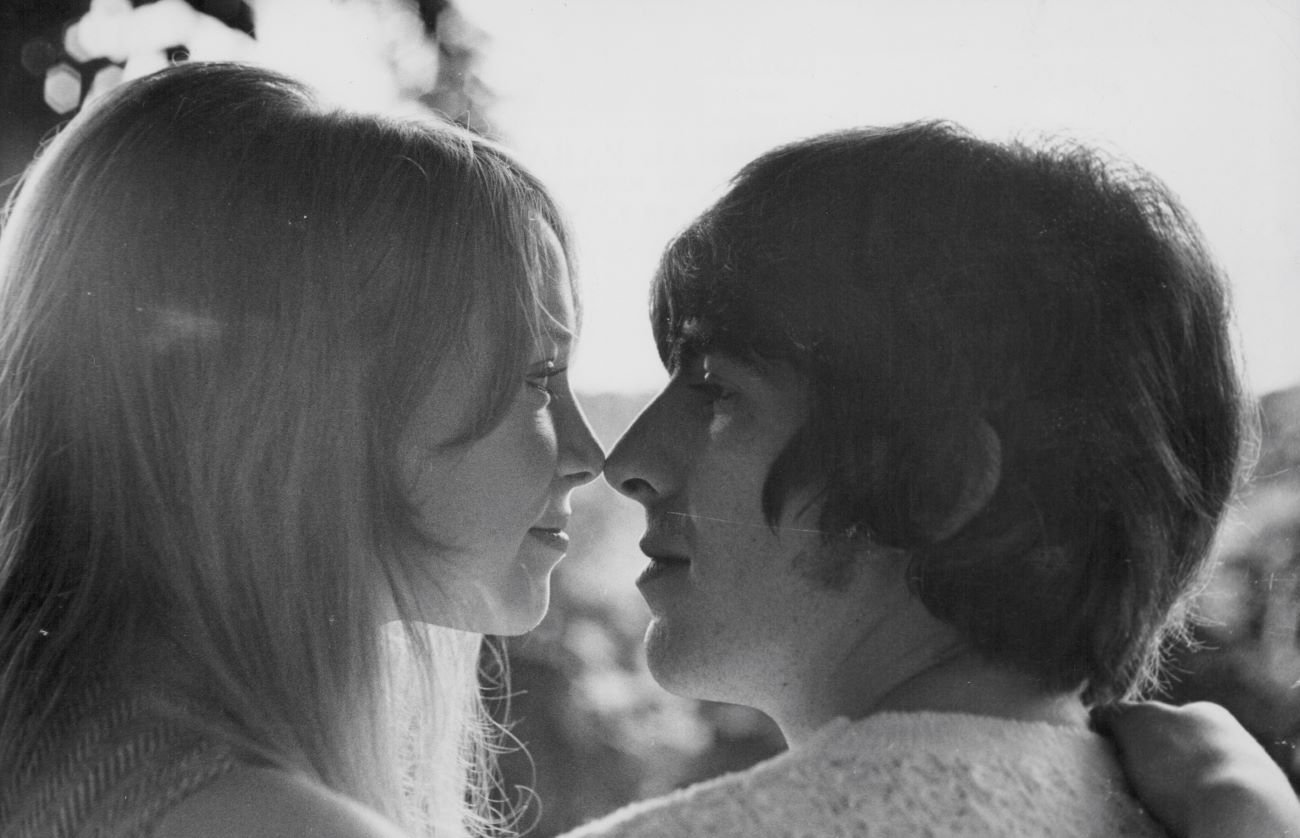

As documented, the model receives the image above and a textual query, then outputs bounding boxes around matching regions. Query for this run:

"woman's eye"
[527,360,565,398]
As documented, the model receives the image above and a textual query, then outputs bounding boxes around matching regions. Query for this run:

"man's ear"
[928,419,1002,542]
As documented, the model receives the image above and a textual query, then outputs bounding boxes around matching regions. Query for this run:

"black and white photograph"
[1,1,1298,836]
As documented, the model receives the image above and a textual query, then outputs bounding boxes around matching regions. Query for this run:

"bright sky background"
[463,0,1300,397]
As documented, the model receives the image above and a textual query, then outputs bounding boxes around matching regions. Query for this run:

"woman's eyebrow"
[545,329,575,351]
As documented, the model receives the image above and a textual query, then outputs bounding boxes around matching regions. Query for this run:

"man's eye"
[691,372,736,406]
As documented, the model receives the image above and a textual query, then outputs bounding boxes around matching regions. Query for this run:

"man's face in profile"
[603,351,901,711]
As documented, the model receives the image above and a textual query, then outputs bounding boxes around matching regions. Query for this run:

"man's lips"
[636,540,690,586]
[638,533,691,563]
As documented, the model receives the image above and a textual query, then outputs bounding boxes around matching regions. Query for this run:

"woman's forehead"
[535,227,577,344]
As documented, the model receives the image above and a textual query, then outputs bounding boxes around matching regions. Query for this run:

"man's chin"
[642,618,713,699]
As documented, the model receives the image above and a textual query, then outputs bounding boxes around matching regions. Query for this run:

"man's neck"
[872,651,1088,725]
[773,623,1088,747]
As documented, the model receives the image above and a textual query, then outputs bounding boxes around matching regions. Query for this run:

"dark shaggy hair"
[652,121,1246,703]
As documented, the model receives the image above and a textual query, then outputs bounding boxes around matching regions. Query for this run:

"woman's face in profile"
[394,228,604,635]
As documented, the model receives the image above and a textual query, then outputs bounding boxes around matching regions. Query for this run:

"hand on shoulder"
[152,764,410,838]
[1099,700,1300,838]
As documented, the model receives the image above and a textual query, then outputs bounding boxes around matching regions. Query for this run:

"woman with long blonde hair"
[0,61,602,837]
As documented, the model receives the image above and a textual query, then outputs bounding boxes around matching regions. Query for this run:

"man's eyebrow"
[673,319,711,355]
[705,351,767,374]
[668,335,707,374]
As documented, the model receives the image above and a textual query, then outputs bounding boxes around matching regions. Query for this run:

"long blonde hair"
[0,62,570,836]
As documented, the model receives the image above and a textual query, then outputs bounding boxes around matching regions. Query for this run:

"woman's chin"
[416,584,552,636]
[484,591,552,636]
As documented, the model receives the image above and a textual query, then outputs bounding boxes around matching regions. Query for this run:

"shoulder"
[564,714,1164,838]
[559,754,783,838]
[560,742,835,838]
[850,713,1165,835]
[561,722,930,838]
[152,764,410,838]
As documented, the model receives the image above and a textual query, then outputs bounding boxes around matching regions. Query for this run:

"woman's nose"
[559,394,604,488]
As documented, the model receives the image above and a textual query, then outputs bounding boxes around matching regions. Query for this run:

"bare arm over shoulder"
[1101,701,1300,838]
[152,765,411,838]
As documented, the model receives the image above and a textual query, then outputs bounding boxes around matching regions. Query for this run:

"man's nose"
[604,389,675,504]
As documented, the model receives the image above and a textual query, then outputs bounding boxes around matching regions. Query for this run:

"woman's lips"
[528,528,570,551]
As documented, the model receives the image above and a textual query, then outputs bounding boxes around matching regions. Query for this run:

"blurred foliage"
[487,391,784,837]
[1161,384,1300,790]
[0,0,496,208]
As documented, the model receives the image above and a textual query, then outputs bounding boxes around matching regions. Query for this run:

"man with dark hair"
[568,123,1296,836]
